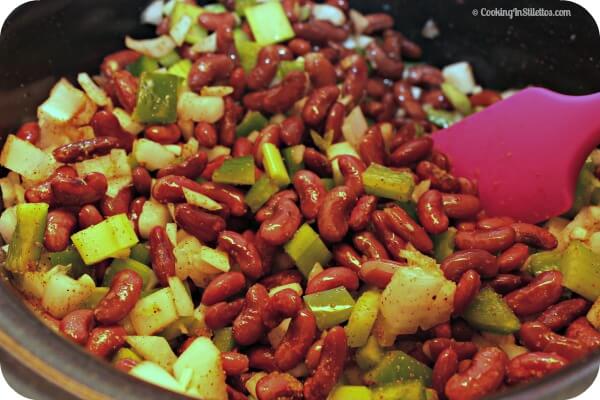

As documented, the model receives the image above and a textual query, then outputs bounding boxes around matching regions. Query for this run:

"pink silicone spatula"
[432,87,600,224]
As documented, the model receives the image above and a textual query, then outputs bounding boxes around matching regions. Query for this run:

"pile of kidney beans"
[13,0,600,399]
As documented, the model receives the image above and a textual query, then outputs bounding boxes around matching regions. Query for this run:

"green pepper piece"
[284,223,332,277]
[372,380,426,400]
[566,163,600,217]
[212,156,256,185]
[303,286,355,330]
[204,3,227,13]
[234,0,258,16]
[130,243,151,266]
[103,258,158,291]
[363,163,415,202]
[356,336,384,371]
[346,290,381,348]
[126,56,159,77]
[6,203,49,273]
[282,145,305,177]
[525,249,562,276]
[170,2,207,45]
[81,287,109,309]
[433,228,457,263]
[158,50,182,68]
[49,246,91,279]
[441,82,472,115]
[424,105,462,128]
[364,351,432,386]
[236,111,268,137]
[234,30,262,72]
[262,143,291,186]
[167,59,192,81]
[213,327,235,352]
[561,241,600,301]
[330,386,373,400]
[245,1,295,45]
[321,178,335,191]
[133,72,180,124]
[245,176,280,213]
[462,287,520,333]
[276,58,305,80]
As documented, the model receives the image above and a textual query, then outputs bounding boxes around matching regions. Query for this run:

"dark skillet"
[0,0,599,399]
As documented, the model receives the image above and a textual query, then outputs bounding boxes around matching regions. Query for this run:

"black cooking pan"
[0,0,599,399]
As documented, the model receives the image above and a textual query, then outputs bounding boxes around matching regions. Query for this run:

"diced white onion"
[112,107,145,135]
[141,0,166,26]
[200,86,234,97]
[349,9,369,35]
[126,35,177,59]
[0,207,17,244]
[133,139,178,171]
[190,32,218,54]
[0,135,56,182]
[77,73,110,107]
[169,15,192,46]
[177,93,224,123]
[442,62,477,94]
[312,4,346,26]
[38,78,88,124]
[342,106,368,148]
[421,19,440,39]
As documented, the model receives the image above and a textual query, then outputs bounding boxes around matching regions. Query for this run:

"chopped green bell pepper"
[204,3,227,13]
[567,163,600,217]
[126,56,159,77]
[81,287,110,309]
[364,351,432,386]
[133,72,180,124]
[284,223,332,277]
[234,30,262,72]
[212,156,256,185]
[6,203,49,273]
[245,1,295,45]
[282,145,305,177]
[277,58,305,80]
[303,286,355,330]
[462,287,520,334]
[49,246,90,279]
[363,164,415,202]
[433,228,457,263]
[167,59,192,81]
[234,0,257,16]
[424,105,462,128]
[213,327,235,352]
[441,82,472,115]
[103,258,158,291]
[262,143,291,187]
[346,290,381,348]
[372,380,426,400]
[356,336,384,371]
[130,243,151,266]
[245,176,280,213]
[525,249,562,276]
[236,111,268,137]
[158,50,182,68]
[561,240,600,301]
[170,2,207,45]
[330,386,373,400]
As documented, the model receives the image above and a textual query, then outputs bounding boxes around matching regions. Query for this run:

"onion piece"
[183,187,222,211]
[200,86,234,97]
[342,106,368,148]
[0,207,17,244]
[113,107,145,135]
[349,9,369,35]
[442,61,477,94]
[75,149,132,197]
[77,73,110,107]
[133,139,178,171]
[0,135,56,182]
[141,0,166,26]
[421,19,440,39]
[177,93,224,123]
[138,199,172,239]
[312,4,346,26]
[126,35,177,59]
[202,145,231,162]
[169,15,192,46]
[38,78,88,124]
[190,32,218,54]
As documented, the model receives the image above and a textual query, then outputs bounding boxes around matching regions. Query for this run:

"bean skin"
[504,270,563,317]
[317,186,357,243]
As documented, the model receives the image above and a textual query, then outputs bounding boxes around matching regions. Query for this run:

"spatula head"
[432,87,600,224]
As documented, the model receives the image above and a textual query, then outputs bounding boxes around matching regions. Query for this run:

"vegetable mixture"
[1,1,600,399]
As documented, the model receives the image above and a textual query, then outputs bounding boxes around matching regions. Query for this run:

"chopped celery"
[130,243,151,265]
[262,143,291,186]
[276,58,305,80]
[170,2,206,45]
[234,0,257,16]
[212,156,256,185]
[356,336,384,371]
[441,82,472,115]
[567,163,600,217]
[133,72,180,124]
[113,348,143,364]
[213,327,235,352]
[424,105,461,128]
[561,241,600,301]
[327,141,360,161]
[433,228,457,263]
[330,386,372,400]
[71,214,139,265]
[372,380,426,400]
[6,203,49,273]
[462,287,521,334]
[363,164,415,202]
[204,4,227,13]
[236,111,268,138]
[321,178,335,191]
[303,286,355,330]
[245,2,295,45]
[126,56,159,77]
[284,223,332,277]
[234,30,262,72]
[158,50,182,68]
[167,59,193,80]
[245,176,280,213]
[103,258,158,291]
[81,287,109,309]
[310,129,334,153]
[525,249,562,276]
[49,247,90,279]
[282,145,305,177]
[363,351,432,386]
[346,290,381,348]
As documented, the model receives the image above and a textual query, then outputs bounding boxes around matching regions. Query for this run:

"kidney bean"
[129,197,146,236]
[204,298,245,330]
[371,210,406,261]
[441,194,481,220]
[422,89,449,110]
[202,272,247,306]
[304,53,337,89]
[519,321,588,361]
[100,186,133,218]
[302,85,340,127]
[59,309,96,345]
[197,181,247,216]
[424,338,478,361]
[274,308,317,371]
[417,160,460,193]
[566,317,600,350]
[262,288,303,329]
[496,243,529,273]
[450,320,474,342]
[232,137,253,158]
[292,170,326,220]
[247,54,280,91]
[94,270,143,325]
[293,21,348,44]
[256,372,303,400]
[303,326,347,400]
[221,352,250,376]
[233,284,270,346]
[192,122,218,149]
[198,11,236,30]
[51,173,108,207]
[366,41,404,79]
[383,205,433,254]
[362,13,393,33]
[90,110,133,151]
[128,168,151,198]
[318,186,357,243]
[85,326,127,358]
[53,136,122,163]
[330,244,361,272]
[112,70,138,113]
[537,299,589,332]
[341,54,368,104]
[393,81,426,119]
[278,116,304,147]
[324,102,346,143]
[188,54,235,92]
[16,121,41,144]
[101,50,140,77]
[253,124,281,166]
[389,137,433,167]
[175,204,226,243]
[470,90,502,107]
[359,126,386,166]
[455,226,516,253]
[259,271,303,292]
[157,152,207,180]
[406,64,444,87]
[248,346,279,372]
[349,195,377,232]
[78,205,103,229]
[258,199,302,246]
[303,147,332,177]
[488,274,525,294]
[220,97,241,147]
[219,231,264,280]
[306,267,359,295]
[417,190,449,235]
[433,347,458,397]
[444,347,507,400]
[302,339,323,374]
[506,352,568,385]
[353,231,389,260]
[440,249,497,282]
[505,270,563,317]
[453,270,481,315]
[44,209,77,252]
[477,216,515,230]
[511,223,558,250]
[144,124,181,145]
[456,359,472,373]
[243,91,268,111]
[200,156,228,181]
[337,155,366,197]
[256,190,298,223]
[457,221,476,232]
[149,226,176,286]
[288,38,311,56]
[431,322,452,339]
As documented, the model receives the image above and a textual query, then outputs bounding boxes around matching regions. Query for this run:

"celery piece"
[363,163,415,202]
[236,111,268,137]
[71,214,139,265]
[282,145,305,177]
[170,2,206,45]
[276,58,305,80]
[356,336,384,371]
[310,129,334,153]
[234,30,262,72]
[204,4,227,13]
[49,247,90,279]
[441,82,472,115]
[213,327,235,352]
[245,2,295,45]
[212,156,256,185]
[126,56,159,77]
[330,386,372,400]
[303,286,355,330]
[167,59,192,80]
[81,287,109,308]
[113,348,143,364]
[234,0,257,16]
[363,351,432,386]
[284,223,332,277]
[372,380,426,400]
[462,287,520,334]
[424,105,461,129]
[567,163,600,217]
[433,228,457,263]
[525,249,562,276]
[561,241,600,301]
[245,176,280,213]
[6,203,49,273]
[262,143,291,186]
[130,243,151,266]
[103,258,158,291]
[133,72,180,124]
[321,178,335,191]
[346,290,381,348]
[158,50,182,68]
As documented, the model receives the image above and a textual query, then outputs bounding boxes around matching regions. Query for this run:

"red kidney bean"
[366,78,387,98]
[304,339,324,373]
[53,137,123,163]
[259,270,303,291]
[112,70,138,113]
[51,173,108,207]
[363,13,394,34]
[422,89,449,109]
[144,124,181,145]
[256,190,298,223]
[16,121,41,144]
[416,160,460,193]
[149,226,176,286]
[253,124,281,167]
[371,210,406,261]
[130,167,151,197]
[303,327,347,400]
[511,223,558,250]
[219,231,264,280]
[383,205,433,254]
[423,338,478,361]
[280,116,305,147]
[233,137,253,158]
[497,243,529,273]
[101,50,140,77]
[257,71,307,115]
[417,190,449,235]
[306,267,359,295]
[302,85,340,127]
[358,260,403,289]
[194,121,218,148]
[359,126,386,166]
[349,195,377,231]
[324,102,345,142]
[275,308,317,371]
[303,147,332,177]
[256,372,303,400]
[457,359,472,373]
[129,197,146,236]
[44,209,77,252]
[353,231,389,260]
[366,41,404,79]
[505,270,563,317]
[304,52,337,89]
[198,11,236,30]
[428,150,451,171]
[341,54,368,104]
[432,322,453,339]
[233,284,269,346]
[59,309,96,345]
[332,244,362,272]
[488,274,525,294]
[258,199,302,246]
[202,272,247,306]
[470,90,502,107]
[94,270,143,325]
[318,186,357,243]
[337,155,366,197]
[506,352,568,385]
[519,321,588,361]
[440,249,497,282]
[174,203,226,243]
[432,347,458,397]
[444,347,507,400]
[188,54,235,92]
[25,166,78,205]
[85,326,127,358]
[566,317,600,351]
[201,155,229,180]
[221,352,250,376]
[90,110,134,151]
[451,320,475,342]
[389,137,433,167]
[537,299,589,331]
[248,346,278,372]
[262,288,303,329]
[100,186,133,217]
[477,216,516,230]
[457,221,477,232]
[288,38,311,56]
[453,270,481,315]
[441,194,481,220]
[220,96,241,147]
[204,298,245,330]
[393,81,426,119]
[406,64,444,86]
[157,152,207,180]
[455,226,516,253]
[196,182,247,217]
[78,205,103,229]
[292,21,349,44]
[293,170,327,220]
